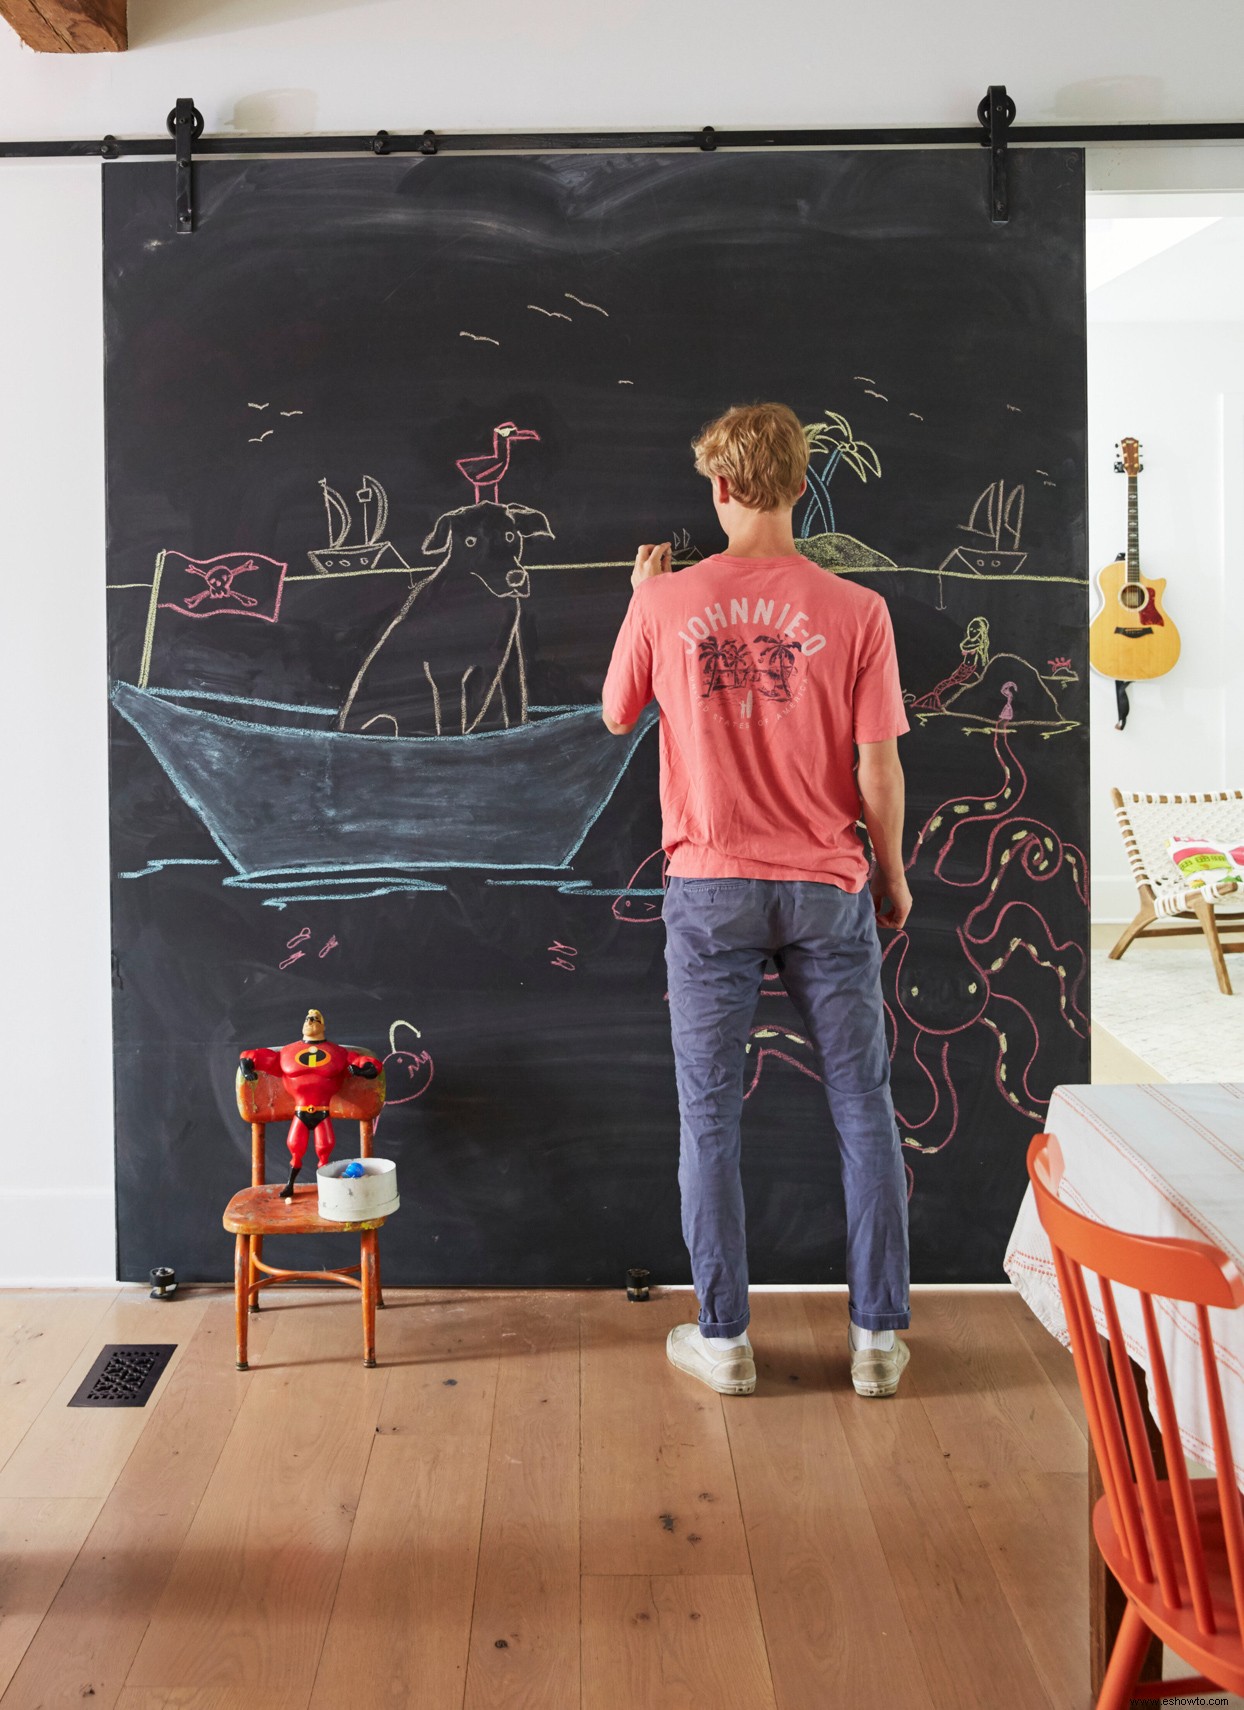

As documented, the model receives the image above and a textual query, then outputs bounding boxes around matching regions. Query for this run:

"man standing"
[602,402,912,1399]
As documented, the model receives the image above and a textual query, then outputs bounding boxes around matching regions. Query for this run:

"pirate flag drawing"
[156,551,287,623]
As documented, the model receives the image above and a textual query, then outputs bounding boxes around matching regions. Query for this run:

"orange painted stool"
[224,1060,388,1369]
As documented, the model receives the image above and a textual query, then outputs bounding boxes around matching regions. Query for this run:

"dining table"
[1004,1080,1244,1697]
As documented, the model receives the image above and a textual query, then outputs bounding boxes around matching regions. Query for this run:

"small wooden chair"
[223,1061,389,1370]
[1110,788,1244,995]
[1028,1132,1244,1709]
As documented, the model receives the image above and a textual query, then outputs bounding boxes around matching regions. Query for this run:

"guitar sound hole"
[1119,584,1146,610]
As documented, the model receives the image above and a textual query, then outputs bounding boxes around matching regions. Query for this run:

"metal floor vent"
[69,1344,176,1408]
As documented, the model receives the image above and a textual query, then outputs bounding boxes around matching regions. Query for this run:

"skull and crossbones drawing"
[182,558,262,609]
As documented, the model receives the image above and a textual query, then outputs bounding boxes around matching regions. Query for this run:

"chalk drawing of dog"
[339,500,553,736]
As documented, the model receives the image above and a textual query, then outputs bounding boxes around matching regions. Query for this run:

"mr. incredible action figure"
[239,1009,383,1199]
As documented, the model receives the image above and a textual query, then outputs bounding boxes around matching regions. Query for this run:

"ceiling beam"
[0,0,126,51]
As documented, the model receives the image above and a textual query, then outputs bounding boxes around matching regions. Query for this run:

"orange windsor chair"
[1027,1132,1244,1707]
[223,1060,388,1370]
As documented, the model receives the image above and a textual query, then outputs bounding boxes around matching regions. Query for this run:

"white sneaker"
[848,1331,910,1397]
[666,1323,756,1396]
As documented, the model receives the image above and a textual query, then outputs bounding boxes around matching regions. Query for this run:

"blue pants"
[662,876,911,1337]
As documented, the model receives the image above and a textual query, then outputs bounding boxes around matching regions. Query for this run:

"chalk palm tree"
[800,411,882,537]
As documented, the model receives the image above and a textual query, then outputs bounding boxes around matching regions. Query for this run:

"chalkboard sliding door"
[105,149,1087,1285]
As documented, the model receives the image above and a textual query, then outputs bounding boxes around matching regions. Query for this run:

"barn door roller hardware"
[979,84,1016,223]
[9,90,1244,166]
[372,127,436,154]
[166,97,203,234]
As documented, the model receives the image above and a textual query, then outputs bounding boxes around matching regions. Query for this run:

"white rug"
[1092,947,1244,1082]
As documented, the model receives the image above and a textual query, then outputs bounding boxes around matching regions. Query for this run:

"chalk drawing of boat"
[308,475,410,574]
[938,479,1027,577]
[110,681,656,879]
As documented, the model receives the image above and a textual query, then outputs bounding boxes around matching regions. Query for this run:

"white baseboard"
[0,1188,115,1285]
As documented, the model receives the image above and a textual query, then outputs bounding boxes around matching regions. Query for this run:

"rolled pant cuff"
[850,1310,910,1331]
[698,1312,751,1338]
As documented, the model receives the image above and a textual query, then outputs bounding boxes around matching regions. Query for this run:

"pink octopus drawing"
[737,724,1087,1177]
[878,725,1088,1154]
[620,724,1087,1174]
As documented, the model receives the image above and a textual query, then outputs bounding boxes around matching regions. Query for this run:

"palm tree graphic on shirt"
[699,636,757,694]
[755,634,802,699]
[699,634,802,702]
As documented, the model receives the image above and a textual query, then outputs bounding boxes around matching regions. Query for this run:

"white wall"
[4,0,1244,1279]
[0,161,114,1282]
[1087,320,1244,919]
[4,0,1244,141]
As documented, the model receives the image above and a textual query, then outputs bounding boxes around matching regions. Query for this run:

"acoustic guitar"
[1089,437,1181,681]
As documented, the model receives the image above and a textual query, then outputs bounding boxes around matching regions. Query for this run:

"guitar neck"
[1126,474,1140,581]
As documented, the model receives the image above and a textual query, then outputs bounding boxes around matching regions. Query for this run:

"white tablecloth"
[1005,1083,1244,1487]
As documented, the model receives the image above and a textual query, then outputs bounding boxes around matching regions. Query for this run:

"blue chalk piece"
[341,1159,366,1179]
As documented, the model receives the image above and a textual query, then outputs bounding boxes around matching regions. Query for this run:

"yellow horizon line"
[109,561,1090,590]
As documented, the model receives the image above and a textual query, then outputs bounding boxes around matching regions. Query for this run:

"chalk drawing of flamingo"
[456,422,540,503]
[998,680,1017,725]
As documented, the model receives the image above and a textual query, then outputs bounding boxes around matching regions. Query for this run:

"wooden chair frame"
[224,1065,388,1369]
[1028,1133,1244,1707]
[1109,788,1244,996]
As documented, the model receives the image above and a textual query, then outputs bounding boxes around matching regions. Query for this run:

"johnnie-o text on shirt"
[675,592,829,657]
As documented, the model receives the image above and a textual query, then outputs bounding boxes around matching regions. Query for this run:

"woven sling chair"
[1110,788,1244,996]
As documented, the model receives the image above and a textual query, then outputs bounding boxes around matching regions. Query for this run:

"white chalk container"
[316,1158,400,1222]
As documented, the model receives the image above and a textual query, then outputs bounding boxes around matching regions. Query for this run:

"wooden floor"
[0,1284,1091,1710]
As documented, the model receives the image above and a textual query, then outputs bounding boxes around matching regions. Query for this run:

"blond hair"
[691,402,809,512]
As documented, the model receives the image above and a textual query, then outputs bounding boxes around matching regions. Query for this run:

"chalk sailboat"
[118,465,657,886]
[308,475,411,574]
[939,479,1027,577]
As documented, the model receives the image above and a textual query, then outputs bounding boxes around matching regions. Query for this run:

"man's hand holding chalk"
[631,541,672,590]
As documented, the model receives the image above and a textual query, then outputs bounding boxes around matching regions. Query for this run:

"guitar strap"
[1114,679,1132,732]
[1111,550,1133,730]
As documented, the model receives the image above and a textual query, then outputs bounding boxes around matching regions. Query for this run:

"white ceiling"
[1087,200,1244,321]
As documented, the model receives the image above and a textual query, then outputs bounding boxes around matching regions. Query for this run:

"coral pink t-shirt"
[602,552,909,889]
